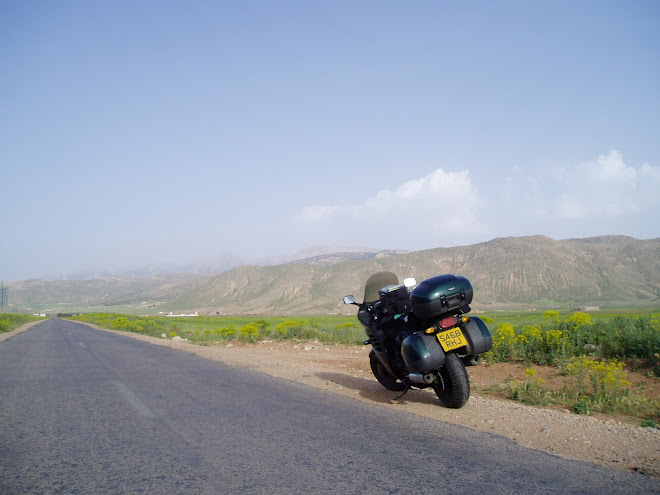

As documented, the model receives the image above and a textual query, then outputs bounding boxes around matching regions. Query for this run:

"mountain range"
[40,245,381,280]
[5,235,659,315]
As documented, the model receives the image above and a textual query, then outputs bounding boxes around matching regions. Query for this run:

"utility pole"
[0,281,7,315]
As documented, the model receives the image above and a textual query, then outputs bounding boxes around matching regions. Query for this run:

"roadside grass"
[480,306,660,328]
[499,361,660,423]
[0,313,43,333]
[484,310,660,364]
[480,309,660,424]
[67,313,366,346]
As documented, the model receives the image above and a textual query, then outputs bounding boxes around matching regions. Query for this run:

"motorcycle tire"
[369,350,407,391]
[434,353,470,408]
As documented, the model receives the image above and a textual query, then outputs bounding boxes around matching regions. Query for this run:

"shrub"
[275,319,319,340]
[253,319,273,338]
[488,323,515,362]
[509,368,549,406]
[544,310,560,321]
[517,325,543,363]
[483,313,660,366]
[317,321,362,345]
[542,328,567,365]
[564,312,593,328]
[222,326,237,338]
[239,324,260,343]
[566,356,632,413]
[572,398,591,415]
[111,317,131,330]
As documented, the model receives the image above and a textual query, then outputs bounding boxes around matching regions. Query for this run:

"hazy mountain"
[6,236,659,315]
[291,249,409,267]
[6,274,206,314]
[40,246,380,280]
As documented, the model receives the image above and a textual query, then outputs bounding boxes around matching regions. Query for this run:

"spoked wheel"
[434,353,470,408]
[369,351,406,391]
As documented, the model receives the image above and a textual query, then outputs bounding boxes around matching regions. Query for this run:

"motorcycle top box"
[410,274,473,320]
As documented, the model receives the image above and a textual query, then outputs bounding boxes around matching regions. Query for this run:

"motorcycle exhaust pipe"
[407,373,437,385]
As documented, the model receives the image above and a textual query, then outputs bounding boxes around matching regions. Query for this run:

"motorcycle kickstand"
[391,381,411,403]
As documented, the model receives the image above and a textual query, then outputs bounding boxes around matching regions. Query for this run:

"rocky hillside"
[167,235,659,315]
[6,236,659,315]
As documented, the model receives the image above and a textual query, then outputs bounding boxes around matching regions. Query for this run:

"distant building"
[576,306,600,312]
[165,311,199,317]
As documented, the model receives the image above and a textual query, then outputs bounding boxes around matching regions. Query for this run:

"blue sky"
[1,1,659,280]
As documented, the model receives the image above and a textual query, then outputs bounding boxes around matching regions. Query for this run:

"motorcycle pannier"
[460,316,493,355]
[401,332,446,373]
[410,274,473,320]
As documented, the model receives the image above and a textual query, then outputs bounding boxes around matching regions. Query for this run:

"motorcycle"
[343,271,492,408]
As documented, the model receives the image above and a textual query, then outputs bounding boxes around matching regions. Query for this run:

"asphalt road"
[1,319,658,494]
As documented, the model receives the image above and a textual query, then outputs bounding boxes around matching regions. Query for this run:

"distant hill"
[291,249,410,267]
[6,274,205,315]
[167,235,659,315]
[39,245,380,280]
[6,236,659,315]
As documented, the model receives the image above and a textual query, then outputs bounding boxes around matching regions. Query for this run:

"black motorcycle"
[344,271,492,408]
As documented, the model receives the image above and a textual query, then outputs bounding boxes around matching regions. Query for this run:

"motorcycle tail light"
[438,316,459,330]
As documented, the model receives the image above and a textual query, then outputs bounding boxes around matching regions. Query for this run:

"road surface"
[1,319,657,494]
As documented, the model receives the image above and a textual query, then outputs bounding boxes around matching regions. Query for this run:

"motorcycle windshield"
[363,271,399,303]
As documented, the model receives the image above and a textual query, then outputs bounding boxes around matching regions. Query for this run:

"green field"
[480,308,660,363]
[67,313,366,345]
[0,313,44,333]
[65,308,660,361]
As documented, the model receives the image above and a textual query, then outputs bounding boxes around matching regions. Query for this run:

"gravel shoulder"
[6,321,660,478]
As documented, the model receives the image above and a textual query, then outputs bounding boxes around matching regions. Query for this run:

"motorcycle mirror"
[343,295,356,305]
[403,278,417,288]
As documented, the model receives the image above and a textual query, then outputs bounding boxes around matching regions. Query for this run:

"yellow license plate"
[437,327,467,352]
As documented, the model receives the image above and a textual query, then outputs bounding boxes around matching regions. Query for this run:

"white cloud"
[292,168,483,249]
[289,151,659,253]
[484,150,660,241]
[521,150,659,222]
[296,204,341,222]
[639,163,660,208]
[554,150,639,219]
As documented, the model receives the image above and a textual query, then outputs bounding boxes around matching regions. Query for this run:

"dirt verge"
[0,320,44,343]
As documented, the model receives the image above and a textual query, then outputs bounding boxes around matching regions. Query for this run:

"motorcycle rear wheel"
[369,351,406,391]
[434,353,470,408]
